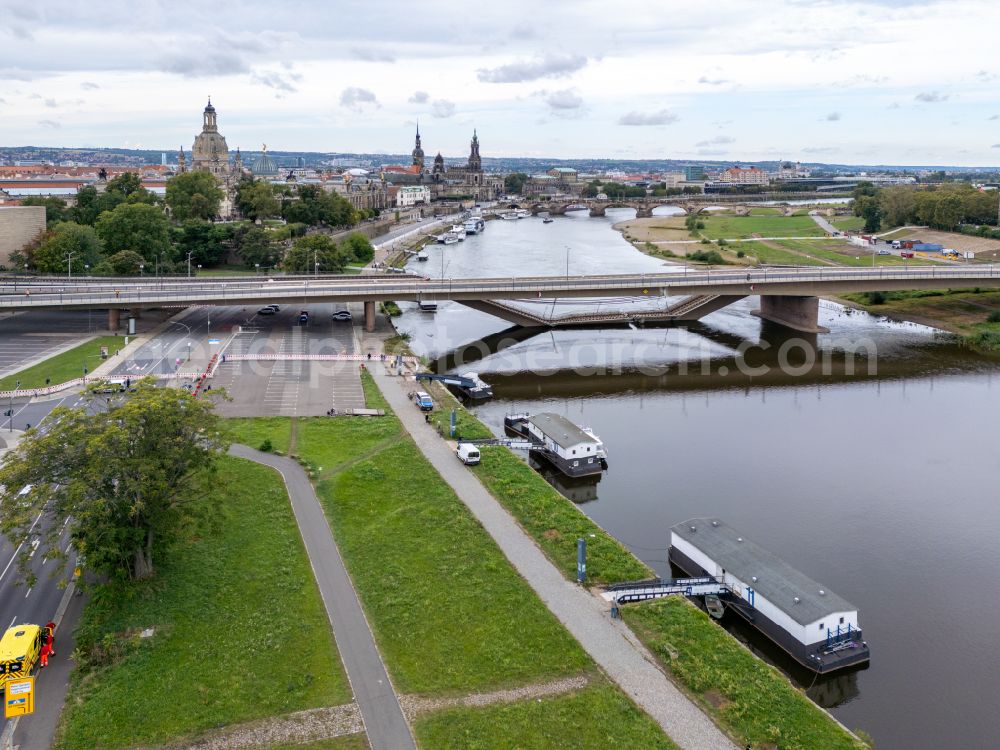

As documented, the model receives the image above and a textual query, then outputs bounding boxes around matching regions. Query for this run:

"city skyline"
[3,0,1000,166]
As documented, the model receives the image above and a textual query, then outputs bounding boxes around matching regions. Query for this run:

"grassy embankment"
[698,214,827,241]
[624,599,866,750]
[843,288,1000,351]
[439,396,870,748]
[771,239,910,267]
[54,456,350,750]
[231,372,676,745]
[0,336,124,390]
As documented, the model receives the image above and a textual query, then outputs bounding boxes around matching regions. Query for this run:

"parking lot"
[215,303,366,417]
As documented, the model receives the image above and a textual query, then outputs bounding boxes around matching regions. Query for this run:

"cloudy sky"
[2,0,1000,166]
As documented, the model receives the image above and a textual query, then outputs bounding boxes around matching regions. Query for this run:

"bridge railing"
[0,266,998,308]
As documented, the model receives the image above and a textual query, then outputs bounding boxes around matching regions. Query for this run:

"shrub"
[736,250,746,258]
[987,310,1000,323]
[865,291,887,305]
[259,438,273,453]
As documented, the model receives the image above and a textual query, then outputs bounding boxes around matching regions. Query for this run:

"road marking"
[0,512,43,584]
[28,540,39,558]
[23,587,31,598]
[7,616,15,630]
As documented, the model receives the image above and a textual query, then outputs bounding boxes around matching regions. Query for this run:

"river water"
[395,209,997,750]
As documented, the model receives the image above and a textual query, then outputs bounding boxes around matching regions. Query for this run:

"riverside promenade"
[369,365,736,750]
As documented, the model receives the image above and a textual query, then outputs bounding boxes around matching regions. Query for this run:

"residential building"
[0,206,46,267]
[395,185,431,207]
[718,166,769,185]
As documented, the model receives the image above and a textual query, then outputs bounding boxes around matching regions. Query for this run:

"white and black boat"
[457,371,492,400]
[464,217,486,234]
[504,412,608,478]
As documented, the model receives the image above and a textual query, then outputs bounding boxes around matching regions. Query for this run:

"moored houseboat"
[504,412,608,478]
[669,518,870,673]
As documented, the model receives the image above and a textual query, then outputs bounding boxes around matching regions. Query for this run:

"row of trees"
[851,181,999,233]
[16,172,371,275]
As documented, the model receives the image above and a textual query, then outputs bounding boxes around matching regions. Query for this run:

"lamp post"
[255,263,260,276]
[9,380,19,433]
[66,251,75,280]
[186,251,193,278]
[139,264,144,277]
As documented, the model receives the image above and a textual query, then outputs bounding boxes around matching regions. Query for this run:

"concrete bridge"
[521,192,849,218]
[3,265,998,334]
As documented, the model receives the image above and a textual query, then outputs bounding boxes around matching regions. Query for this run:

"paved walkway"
[228,445,415,750]
[370,366,736,750]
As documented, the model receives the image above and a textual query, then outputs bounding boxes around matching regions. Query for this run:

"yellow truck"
[0,624,42,691]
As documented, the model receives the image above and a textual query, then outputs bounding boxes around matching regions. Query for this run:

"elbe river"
[394,208,997,750]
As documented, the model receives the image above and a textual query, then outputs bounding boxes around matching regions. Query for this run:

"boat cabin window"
[819,622,825,631]
[839,617,845,624]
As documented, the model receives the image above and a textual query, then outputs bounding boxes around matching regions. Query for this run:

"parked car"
[266,304,280,311]
[414,391,434,411]
[257,307,276,315]
[332,310,353,321]
[877,249,891,256]
[456,443,481,465]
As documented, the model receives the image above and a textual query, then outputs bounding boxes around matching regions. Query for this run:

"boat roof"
[671,518,856,626]
[529,413,597,448]
[0,624,39,661]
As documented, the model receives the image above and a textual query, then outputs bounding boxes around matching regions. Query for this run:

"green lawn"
[269,736,369,750]
[196,265,259,277]
[772,239,910,267]
[0,336,124,390]
[315,437,591,694]
[735,242,827,266]
[472,447,651,585]
[295,416,402,478]
[222,416,294,454]
[699,215,826,240]
[828,215,865,232]
[414,682,678,749]
[623,598,866,750]
[55,456,350,750]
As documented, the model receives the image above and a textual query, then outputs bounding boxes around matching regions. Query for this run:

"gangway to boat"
[602,576,729,605]
[465,437,536,450]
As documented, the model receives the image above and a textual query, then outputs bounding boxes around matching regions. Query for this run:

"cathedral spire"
[412,122,425,169]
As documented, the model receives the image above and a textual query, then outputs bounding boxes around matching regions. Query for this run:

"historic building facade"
[383,127,501,202]
[190,99,230,178]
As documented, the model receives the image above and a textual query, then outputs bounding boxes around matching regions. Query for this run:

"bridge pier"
[363,300,376,332]
[108,308,121,331]
[635,207,654,218]
[753,295,829,334]
[589,206,606,217]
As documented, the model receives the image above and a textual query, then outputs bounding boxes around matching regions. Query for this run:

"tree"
[283,234,347,274]
[879,187,917,228]
[21,196,67,226]
[281,185,358,228]
[95,250,147,275]
[236,227,280,269]
[106,172,143,197]
[166,171,224,221]
[858,196,882,232]
[30,222,104,273]
[235,178,280,221]
[340,232,374,264]
[852,181,878,200]
[503,172,529,195]
[173,220,233,266]
[95,202,171,263]
[932,194,962,230]
[0,382,227,582]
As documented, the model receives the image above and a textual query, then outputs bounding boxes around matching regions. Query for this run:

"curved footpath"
[228,445,415,750]
[369,366,736,750]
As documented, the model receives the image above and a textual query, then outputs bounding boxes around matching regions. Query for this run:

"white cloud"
[619,109,679,126]
[824,111,841,121]
[408,91,429,104]
[915,91,948,103]
[81,81,99,90]
[430,99,456,118]
[478,54,587,83]
[695,135,735,147]
[698,76,728,85]
[339,87,378,109]
[251,69,302,94]
[543,89,583,110]
[351,48,395,63]
[38,119,61,128]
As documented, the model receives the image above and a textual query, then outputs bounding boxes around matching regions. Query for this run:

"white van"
[456,443,481,466]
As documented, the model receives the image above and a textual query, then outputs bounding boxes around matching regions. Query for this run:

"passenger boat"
[501,211,519,220]
[464,217,486,234]
[542,217,554,223]
[418,300,438,312]
[443,233,461,245]
[504,412,607,478]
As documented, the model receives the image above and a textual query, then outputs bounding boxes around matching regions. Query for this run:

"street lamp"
[66,251,75,280]
[84,264,89,276]
[186,251,194,278]
[139,264,144,277]
[187,342,192,362]
[9,380,19,433]
[255,263,260,276]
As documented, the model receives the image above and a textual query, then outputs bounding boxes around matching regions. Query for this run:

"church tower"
[191,97,230,177]
[467,129,481,173]
[412,122,425,169]
[177,146,186,173]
